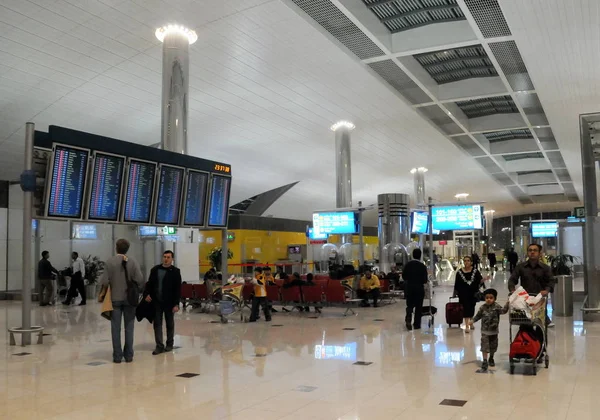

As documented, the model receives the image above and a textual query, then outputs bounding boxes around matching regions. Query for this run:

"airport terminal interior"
[1,0,600,419]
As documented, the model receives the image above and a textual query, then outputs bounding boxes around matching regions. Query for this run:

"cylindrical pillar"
[221,230,228,286]
[21,122,35,345]
[332,121,354,245]
[411,167,427,247]
[157,25,197,155]
[377,193,410,273]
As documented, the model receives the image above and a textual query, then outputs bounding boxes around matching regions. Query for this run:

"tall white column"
[411,167,427,248]
[331,121,354,247]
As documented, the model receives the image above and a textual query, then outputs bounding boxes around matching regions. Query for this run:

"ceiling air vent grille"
[464,0,511,38]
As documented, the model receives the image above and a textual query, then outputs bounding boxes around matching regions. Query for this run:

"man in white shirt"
[63,252,87,306]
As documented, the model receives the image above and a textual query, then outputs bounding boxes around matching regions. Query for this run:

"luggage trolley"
[422,278,437,328]
[218,283,246,324]
[508,297,549,375]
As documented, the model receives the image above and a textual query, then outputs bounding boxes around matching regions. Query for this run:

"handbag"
[122,259,141,307]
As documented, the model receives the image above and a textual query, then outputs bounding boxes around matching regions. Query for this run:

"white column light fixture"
[155,25,198,44]
[455,193,469,199]
[330,121,355,131]
[410,167,428,174]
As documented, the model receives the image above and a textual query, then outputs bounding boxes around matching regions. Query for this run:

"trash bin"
[553,275,573,317]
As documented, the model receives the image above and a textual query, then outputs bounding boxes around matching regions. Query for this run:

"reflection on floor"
[0,272,595,420]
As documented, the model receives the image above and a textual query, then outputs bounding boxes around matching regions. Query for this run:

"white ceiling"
[0,0,585,226]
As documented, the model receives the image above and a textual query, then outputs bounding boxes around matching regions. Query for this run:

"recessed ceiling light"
[155,24,198,44]
[330,121,355,131]
[410,167,428,174]
[455,193,469,198]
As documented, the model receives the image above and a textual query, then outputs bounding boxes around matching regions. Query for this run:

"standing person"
[100,239,144,363]
[488,252,497,272]
[469,289,509,371]
[357,267,381,308]
[249,267,271,322]
[453,255,484,332]
[263,266,278,313]
[471,253,481,271]
[508,243,554,327]
[63,252,86,306]
[507,248,519,273]
[145,250,182,355]
[38,251,58,306]
[402,249,428,331]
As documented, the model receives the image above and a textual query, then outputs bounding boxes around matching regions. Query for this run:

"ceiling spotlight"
[330,121,356,131]
[410,167,428,174]
[484,209,496,213]
[455,193,469,199]
[155,24,198,44]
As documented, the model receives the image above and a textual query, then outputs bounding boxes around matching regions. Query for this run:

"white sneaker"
[548,322,555,328]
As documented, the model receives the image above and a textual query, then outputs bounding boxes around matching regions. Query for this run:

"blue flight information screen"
[432,205,483,231]
[411,211,429,234]
[312,212,357,236]
[87,153,125,221]
[207,175,231,227]
[47,145,89,218]
[123,159,156,223]
[154,165,184,225]
[183,170,209,226]
[531,222,558,238]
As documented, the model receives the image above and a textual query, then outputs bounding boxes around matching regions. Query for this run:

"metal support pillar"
[412,167,427,248]
[221,229,228,286]
[358,201,364,267]
[428,197,434,282]
[21,123,35,345]
[332,121,354,245]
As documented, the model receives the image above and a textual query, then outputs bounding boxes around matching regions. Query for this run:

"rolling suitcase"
[446,297,463,327]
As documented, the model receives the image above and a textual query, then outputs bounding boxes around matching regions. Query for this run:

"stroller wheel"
[545,355,549,368]
[532,365,537,376]
[509,365,515,375]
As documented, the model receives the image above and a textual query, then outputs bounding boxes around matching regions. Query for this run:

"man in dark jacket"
[507,248,519,273]
[38,250,58,306]
[402,249,428,330]
[145,250,182,355]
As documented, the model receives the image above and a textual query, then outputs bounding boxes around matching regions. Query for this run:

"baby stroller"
[421,279,437,328]
[508,295,549,375]
[219,282,246,324]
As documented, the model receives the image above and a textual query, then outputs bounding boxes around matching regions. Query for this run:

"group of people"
[37,251,88,307]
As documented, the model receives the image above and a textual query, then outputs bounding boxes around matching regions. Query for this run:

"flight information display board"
[46,145,89,219]
[312,212,357,236]
[122,159,156,224]
[72,223,98,239]
[431,204,483,231]
[207,175,231,227]
[411,211,429,234]
[531,222,558,238]
[154,165,184,225]
[87,152,125,221]
[183,170,209,226]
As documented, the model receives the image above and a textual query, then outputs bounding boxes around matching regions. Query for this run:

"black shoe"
[265,317,272,322]
[113,359,122,364]
[373,303,379,308]
[125,358,133,363]
[62,301,70,306]
[165,346,173,352]
[249,319,257,323]
[481,360,488,371]
[79,302,86,306]
[405,323,413,331]
[271,308,278,313]
[489,357,495,367]
[152,347,164,355]
[413,326,421,330]
[315,308,322,314]
[40,303,48,307]
[360,302,370,308]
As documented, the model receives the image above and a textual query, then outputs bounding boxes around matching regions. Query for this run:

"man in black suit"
[145,250,182,355]
[402,249,428,330]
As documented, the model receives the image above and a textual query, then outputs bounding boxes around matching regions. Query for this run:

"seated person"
[283,272,304,312]
[302,273,321,313]
[357,268,381,307]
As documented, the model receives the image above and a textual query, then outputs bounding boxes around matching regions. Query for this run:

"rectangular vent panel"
[491,173,514,186]
[483,129,532,142]
[546,151,567,168]
[368,60,430,104]
[292,0,384,59]
[414,45,497,84]
[455,95,519,118]
[449,135,486,157]
[488,41,534,91]
[555,168,572,183]
[504,152,544,161]
[475,156,502,173]
[464,0,511,38]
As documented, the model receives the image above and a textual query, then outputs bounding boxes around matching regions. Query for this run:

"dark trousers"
[40,278,53,305]
[153,303,175,349]
[65,272,85,304]
[250,296,271,321]
[406,293,424,328]
[357,288,380,306]
[509,262,517,273]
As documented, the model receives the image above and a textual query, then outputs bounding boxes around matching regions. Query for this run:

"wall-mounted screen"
[154,164,184,225]
[207,174,231,227]
[411,211,429,234]
[431,204,483,231]
[531,222,558,238]
[72,223,97,239]
[308,227,328,240]
[312,212,357,236]
[87,152,125,221]
[139,226,158,236]
[122,159,156,224]
[46,145,89,219]
[183,170,209,226]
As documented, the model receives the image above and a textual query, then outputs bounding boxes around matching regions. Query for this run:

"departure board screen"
[154,165,184,225]
[207,175,231,227]
[123,159,156,224]
[87,153,125,221]
[183,170,209,226]
[47,145,89,218]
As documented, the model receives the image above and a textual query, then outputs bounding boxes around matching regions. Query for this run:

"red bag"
[510,329,541,359]
[446,297,463,327]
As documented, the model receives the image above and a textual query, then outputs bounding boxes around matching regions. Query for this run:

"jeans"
[250,296,271,321]
[405,293,424,328]
[40,278,53,305]
[111,301,136,361]
[153,303,175,349]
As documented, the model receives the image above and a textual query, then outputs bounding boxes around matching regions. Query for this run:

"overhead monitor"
[87,152,125,221]
[154,164,184,225]
[308,227,328,240]
[72,223,98,239]
[312,211,357,236]
[122,159,157,224]
[431,204,483,231]
[207,174,231,227]
[531,222,558,238]
[182,170,209,226]
[139,226,158,237]
[46,144,90,219]
[411,211,429,234]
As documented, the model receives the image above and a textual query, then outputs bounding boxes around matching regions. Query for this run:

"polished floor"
[0,272,595,420]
